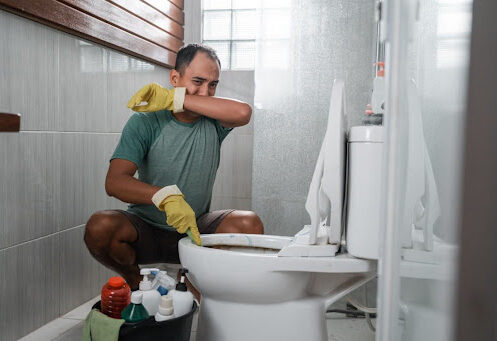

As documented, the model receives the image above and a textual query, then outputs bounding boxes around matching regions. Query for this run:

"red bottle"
[101,276,131,319]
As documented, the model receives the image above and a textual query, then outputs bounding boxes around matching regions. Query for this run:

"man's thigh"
[114,210,183,264]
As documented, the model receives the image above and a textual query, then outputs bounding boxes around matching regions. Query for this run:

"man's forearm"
[105,174,160,205]
[183,95,252,127]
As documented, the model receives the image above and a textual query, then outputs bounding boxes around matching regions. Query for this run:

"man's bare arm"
[183,95,252,128]
[105,159,160,204]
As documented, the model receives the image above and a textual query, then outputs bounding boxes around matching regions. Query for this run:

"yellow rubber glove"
[152,185,202,246]
[127,83,186,113]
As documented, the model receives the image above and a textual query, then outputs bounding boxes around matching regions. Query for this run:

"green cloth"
[82,309,124,341]
[111,110,232,230]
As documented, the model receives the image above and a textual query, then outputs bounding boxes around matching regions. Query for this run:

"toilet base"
[196,297,329,341]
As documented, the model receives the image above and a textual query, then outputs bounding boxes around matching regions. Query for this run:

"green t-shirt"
[111,110,232,230]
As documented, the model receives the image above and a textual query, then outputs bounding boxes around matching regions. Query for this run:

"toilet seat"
[179,234,376,274]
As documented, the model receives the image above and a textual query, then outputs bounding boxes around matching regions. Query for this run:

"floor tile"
[18,318,82,341]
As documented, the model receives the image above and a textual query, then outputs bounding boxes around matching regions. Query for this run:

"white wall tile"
[58,132,127,230]
[0,132,60,249]
[0,11,59,131]
[0,235,60,341]
[58,36,108,132]
[58,226,112,315]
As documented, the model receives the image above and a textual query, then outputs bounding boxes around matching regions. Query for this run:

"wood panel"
[58,0,182,52]
[142,0,184,25]
[109,0,184,40]
[0,0,184,68]
[0,113,21,132]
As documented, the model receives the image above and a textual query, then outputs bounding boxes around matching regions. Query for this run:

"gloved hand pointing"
[152,185,202,246]
[127,83,186,113]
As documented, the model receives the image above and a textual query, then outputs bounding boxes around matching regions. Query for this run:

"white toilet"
[179,80,382,341]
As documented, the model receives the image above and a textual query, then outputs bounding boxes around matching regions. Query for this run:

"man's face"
[170,52,220,97]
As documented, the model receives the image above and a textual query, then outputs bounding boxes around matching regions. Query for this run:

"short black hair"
[174,44,221,75]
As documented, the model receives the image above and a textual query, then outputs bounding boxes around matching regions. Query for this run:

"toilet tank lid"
[349,125,384,143]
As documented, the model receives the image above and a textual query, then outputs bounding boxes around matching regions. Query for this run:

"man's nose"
[197,84,209,96]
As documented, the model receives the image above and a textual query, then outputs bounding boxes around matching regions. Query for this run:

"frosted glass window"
[204,41,231,69]
[203,0,231,10]
[232,0,257,9]
[232,10,256,39]
[261,9,291,39]
[231,41,255,69]
[202,2,258,70]
[203,11,232,40]
[262,0,292,8]
[437,7,472,38]
[259,40,290,70]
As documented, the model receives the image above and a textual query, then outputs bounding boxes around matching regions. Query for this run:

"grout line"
[0,224,85,252]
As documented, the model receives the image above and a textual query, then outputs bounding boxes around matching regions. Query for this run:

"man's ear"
[170,69,180,86]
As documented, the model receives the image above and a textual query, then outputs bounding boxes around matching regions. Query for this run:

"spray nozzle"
[176,268,189,292]
[139,268,153,290]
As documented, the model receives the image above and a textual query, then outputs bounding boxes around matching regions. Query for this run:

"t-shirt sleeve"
[111,113,156,167]
[214,120,233,144]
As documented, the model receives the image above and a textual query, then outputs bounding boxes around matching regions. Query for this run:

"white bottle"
[154,295,175,322]
[136,268,161,315]
[169,268,194,318]
[151,269,177,292]
[371,62,385,114]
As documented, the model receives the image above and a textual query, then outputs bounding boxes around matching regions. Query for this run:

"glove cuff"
[173,87,186,113]
[152,185,183,208]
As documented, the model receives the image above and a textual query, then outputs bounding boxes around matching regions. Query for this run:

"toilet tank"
[346,125,384,259]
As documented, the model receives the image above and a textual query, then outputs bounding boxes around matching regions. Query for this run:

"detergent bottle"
[100,276,131,319]
[121,292,149,323]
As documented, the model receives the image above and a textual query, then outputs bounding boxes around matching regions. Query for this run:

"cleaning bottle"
[151,269,177,295]
[121,292,149,323]
[154,294,175,322]
[136,268,161,315]
[371,61,385,115]
[169,268,194,318]
[100,276,131,319]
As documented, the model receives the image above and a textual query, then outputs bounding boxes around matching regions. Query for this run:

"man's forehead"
[184,53,219,79]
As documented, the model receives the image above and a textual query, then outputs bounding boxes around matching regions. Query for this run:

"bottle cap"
[158,295,174,315]
[131,292,143,304]
[108,276,125,288]
[176,268,188,292]
[374,62,385,77]
[160,295,173,308]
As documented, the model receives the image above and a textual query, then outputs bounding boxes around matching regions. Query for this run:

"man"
[84,44,263,289]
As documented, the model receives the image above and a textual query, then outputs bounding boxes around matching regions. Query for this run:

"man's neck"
[172,110,201,123]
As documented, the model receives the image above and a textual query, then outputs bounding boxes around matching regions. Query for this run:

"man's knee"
[84,211,120,254]
[237,211,264,234]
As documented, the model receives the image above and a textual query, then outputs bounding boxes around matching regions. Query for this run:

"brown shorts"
[116,209,235,264]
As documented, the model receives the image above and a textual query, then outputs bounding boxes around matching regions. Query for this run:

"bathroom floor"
[19,296,375,341]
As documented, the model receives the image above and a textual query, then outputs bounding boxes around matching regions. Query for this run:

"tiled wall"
[0,9,254,340]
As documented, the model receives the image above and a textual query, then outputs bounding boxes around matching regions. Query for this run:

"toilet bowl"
[179,80,382,341]
[179,234,376,341]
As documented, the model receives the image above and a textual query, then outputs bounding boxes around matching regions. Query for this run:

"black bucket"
[92,300,197,341]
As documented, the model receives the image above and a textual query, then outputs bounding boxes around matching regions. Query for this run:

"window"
[202,0,257,70]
